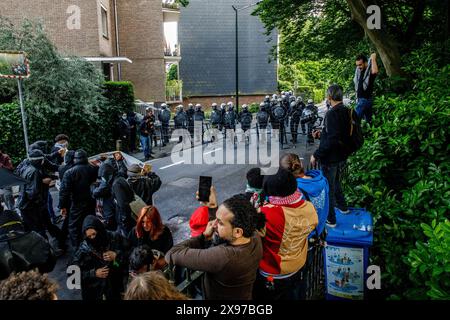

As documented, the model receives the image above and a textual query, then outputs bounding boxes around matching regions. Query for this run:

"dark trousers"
[321,161,347,224]
[290,120,300,143]
[161,124,170,144]
[253,270,306,300]
[356,98,373,124]
[69,204,95,248]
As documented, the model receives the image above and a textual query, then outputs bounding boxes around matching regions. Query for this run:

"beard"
[211,232,232,246]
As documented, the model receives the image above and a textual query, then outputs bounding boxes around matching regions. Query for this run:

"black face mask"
[85,231,107,251]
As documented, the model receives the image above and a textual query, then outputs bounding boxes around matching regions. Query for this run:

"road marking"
[159,160,184,170]
[203,148,222,155]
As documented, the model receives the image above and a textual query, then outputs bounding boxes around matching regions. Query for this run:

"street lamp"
[232,0,262,114]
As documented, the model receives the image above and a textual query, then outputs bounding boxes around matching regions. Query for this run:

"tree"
[254,0,449,78]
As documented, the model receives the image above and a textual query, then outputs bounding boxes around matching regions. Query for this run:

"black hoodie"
[71,216,129,300]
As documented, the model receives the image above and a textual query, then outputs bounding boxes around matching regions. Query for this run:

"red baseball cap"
[189,206,209,237]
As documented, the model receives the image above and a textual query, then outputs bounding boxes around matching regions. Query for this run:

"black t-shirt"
[357,70,377,99]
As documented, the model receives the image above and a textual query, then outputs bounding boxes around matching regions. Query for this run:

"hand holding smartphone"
[198,176,212,202]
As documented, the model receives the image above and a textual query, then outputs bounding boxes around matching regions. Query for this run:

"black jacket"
[0,210,56,280]
[313,102,350,165]
[174,111,188,128]
[128,225,173,254]
[16,161,46,211]
[59,162,98,210]
[71,216,129,300]
[127,173,162,205]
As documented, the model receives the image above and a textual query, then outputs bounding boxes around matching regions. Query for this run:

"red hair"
[135,206,164,240]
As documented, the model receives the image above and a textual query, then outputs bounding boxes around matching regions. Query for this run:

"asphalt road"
[49,103,326,300]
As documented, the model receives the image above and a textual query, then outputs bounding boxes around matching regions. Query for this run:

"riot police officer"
[224,102,238,142]
[158,103,171,146]
[186,103,195,138]
[256,102,269,142]
[301,99,319,144]
[289,101,302,144]
[238,104,253,143]
[210,103,222,129]
[193,104,205,143]
[174,105,187,143]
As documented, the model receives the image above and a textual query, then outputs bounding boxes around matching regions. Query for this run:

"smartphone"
[198,176,212,202]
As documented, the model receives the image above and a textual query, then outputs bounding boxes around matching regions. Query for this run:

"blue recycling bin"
[324,208,373,300]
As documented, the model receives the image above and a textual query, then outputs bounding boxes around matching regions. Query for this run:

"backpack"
[257,111,268,125]
[273,105,286,121]
[345,107,364,155]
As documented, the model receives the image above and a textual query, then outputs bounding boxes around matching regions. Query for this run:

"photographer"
[310,84,350,228]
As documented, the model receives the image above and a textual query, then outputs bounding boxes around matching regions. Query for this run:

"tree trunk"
[346,0,406,78]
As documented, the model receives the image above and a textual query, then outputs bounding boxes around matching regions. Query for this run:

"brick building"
[0,0,180,103]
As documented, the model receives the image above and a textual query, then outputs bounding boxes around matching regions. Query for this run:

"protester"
[245,168,266,209]
[111,170,135,237]
[128,206,173,255]
[124,271,189,300]
[280,153,329,236]
[128,245,155,276]
[92,161,117,231]
[16,149,65,254]
[49,134,69,165]
[254,168,318,300]
[111,152,128,178]
[71,215,129,300]
[59,149,98,248]
[166,190,263,300]
[0,269,58,300]
[0,208,56,280]
[126,164,161,206]
[311,84,351,227]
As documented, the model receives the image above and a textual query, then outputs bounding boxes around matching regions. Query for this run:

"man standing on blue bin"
[354,53,378,124]
[310,84,350,228]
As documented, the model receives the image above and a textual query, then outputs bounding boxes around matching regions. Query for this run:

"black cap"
[263,168,298,197]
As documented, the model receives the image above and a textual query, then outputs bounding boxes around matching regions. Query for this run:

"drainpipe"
[113,0,121,80]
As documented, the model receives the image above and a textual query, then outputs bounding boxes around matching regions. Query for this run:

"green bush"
[0,103,25,164]
[406,220,450,300]
[343,43,450,299]
[0,19,128,163]
[248,103,259,113]
[103,81,135,113]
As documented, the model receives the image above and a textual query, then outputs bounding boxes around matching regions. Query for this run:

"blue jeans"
[321,161,347,224]
[356,98,373,123]
[140,135,151,158]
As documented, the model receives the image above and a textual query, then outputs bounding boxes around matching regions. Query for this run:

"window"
[101,5,109,39]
